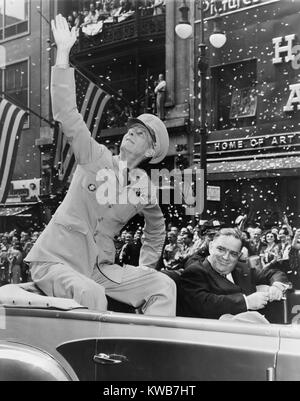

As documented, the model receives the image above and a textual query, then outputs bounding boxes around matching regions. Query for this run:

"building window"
[211,59,257,131]
[1,59,29,127]
[0,0,29,42]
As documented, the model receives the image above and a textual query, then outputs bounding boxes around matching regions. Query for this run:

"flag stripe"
[0,101,11,141]
[86,89,104,131]
[84,86,99,122]
[0,102,19,172]
[64,154,76,184]
[62,140,70,162]
[90,91,107,138]
[0,107,21,178]
[92,94,111,138]
[54,69,112,186]
[0,99,27,203]
[1,111,27,202]
[81,83,95,118]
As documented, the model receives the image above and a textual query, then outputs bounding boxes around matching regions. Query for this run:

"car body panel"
[0,306,286,381]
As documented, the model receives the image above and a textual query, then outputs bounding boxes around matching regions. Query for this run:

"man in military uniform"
[25,15,176,316]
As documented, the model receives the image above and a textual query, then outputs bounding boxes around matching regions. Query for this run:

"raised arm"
[51,15,104,165]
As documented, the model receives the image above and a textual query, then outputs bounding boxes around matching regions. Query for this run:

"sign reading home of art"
[203,0,279,18]
[209,133,298,153]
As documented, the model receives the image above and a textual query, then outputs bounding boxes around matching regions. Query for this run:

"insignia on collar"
[135,189,141,197]
[88,184,96,192]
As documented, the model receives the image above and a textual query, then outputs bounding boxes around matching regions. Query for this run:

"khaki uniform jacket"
[25,67,166,283]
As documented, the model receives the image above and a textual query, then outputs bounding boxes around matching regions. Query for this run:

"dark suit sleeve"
[178,265,247,319]
[253,268,289,286]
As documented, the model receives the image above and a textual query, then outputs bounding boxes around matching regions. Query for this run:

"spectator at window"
[72,11,81,30]
[153,0,165,15]
[81,7,90,23]
[111,0,121,19]
[67,15,74,28]
[96,1,109,20]
[154,73,166,120]
[103,0,113,15]
[81,3,104,36]
[85,3,100,24]
[119,0,133,13]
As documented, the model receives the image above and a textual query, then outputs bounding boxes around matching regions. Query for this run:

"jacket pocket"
[52,214,89,235]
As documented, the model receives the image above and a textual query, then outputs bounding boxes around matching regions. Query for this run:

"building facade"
[6,0,298,230]
[188,0,300,228]
[0,0,57,230]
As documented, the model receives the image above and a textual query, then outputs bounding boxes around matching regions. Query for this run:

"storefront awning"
[207,156,300,180]
[0,205,34,217]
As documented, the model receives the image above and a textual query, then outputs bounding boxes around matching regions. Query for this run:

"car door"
[58,314,281,381]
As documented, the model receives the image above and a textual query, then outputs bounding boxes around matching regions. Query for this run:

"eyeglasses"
[216,246,240,260]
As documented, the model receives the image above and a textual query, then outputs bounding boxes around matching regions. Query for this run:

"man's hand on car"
[246,292,269,310]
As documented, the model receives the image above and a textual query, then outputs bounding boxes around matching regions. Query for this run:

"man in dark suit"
[177,228,289,320]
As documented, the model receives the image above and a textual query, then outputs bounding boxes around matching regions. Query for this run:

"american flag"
[0,98,27,203]
[54,69,111,185]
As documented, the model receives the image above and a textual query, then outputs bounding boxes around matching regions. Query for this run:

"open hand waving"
[51,14,77,51]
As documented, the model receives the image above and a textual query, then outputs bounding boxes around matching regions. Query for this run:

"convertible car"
[0,283,300,381]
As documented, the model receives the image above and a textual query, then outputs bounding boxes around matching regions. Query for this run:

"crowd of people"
[3,213,298,288]
[158,216,300,288]
[0,230,42,286]
[67,0,165,37]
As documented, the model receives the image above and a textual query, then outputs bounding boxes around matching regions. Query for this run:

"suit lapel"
[204,259,242,291]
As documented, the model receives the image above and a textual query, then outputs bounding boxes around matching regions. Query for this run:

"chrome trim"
[93,353,128,365]
[266,367,276,381]
[4,307,283,337]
